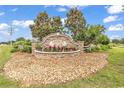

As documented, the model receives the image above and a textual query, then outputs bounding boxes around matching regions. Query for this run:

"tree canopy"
[75,24,107,45]
[65,8,86,39]
[112,38,124,44]
[30,8,110,46]
[30,12,63,40]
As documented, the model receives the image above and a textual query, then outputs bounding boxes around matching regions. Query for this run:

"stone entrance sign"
[32,33,84,58]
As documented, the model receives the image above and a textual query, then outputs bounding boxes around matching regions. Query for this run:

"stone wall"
[76,41,84,50]
[32,33,84,58]
[34,50,81,59]
[41,33,78,49]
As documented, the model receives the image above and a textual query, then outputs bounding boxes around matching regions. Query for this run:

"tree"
[51,16,63,33]
[97,34,110,45]
[65,8,86,39]
[30,12,63,40]
[120,38,124,44]
[112,39,120,44]
[16,37,25,41]
[76,24,106,46]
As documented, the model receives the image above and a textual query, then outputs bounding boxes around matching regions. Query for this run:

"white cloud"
[12,20,34,28]
[65,5,77,8]
[104,6,110,9]
[0,23,9,36]
[67,5,88,8]
[44,5,56,8]
[110,35,120,40]
[57,7,67,12]
[11,8,18,12]
[25,36,32,40]
[14,28,19,32]
[0,31,9,36]
[23,20,34,27]
[103,15,119,23]
[0,23,9,30]
[106,5,123,14]
[0,12,5,16]
[0,20,34,37]
[108,24,124,31]
[65,5,89,10]
[61,17,66,25]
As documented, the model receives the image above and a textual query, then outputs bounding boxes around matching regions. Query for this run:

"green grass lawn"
[0,45,19,88]
[0,45,124,88]
[33,47,124,88]
[0,45,12,69]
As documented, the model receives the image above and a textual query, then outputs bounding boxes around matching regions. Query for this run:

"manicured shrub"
[111,43,117,47]
[11,38,32,53]
[22,45,32,53]
[84,47,92,53]
[11,47,18,53]
[100,45,107,51]
[100,45,111,51]
[84,44,111,53]
[35,44,42,51]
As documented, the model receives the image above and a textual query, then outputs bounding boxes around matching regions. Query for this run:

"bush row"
[11,39,32,53]
[84,44,112,53]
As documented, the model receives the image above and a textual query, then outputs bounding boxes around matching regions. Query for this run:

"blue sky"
[0,5,124,42]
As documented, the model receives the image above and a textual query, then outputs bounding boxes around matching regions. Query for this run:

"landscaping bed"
[4,52,108,87]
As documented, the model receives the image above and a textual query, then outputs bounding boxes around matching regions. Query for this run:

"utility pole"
[9,25,14,46]
[122,5,124,11]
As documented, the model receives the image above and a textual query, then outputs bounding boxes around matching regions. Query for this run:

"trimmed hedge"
[11,39,32,53]
[84,44,112,53]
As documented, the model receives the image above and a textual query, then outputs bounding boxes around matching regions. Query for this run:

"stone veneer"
[34,50,81,59]
[32,33,84,58]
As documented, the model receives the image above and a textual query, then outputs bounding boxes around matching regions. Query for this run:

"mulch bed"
[4,52,108,87]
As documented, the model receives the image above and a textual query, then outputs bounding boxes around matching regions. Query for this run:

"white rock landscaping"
[4,52,108,87]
